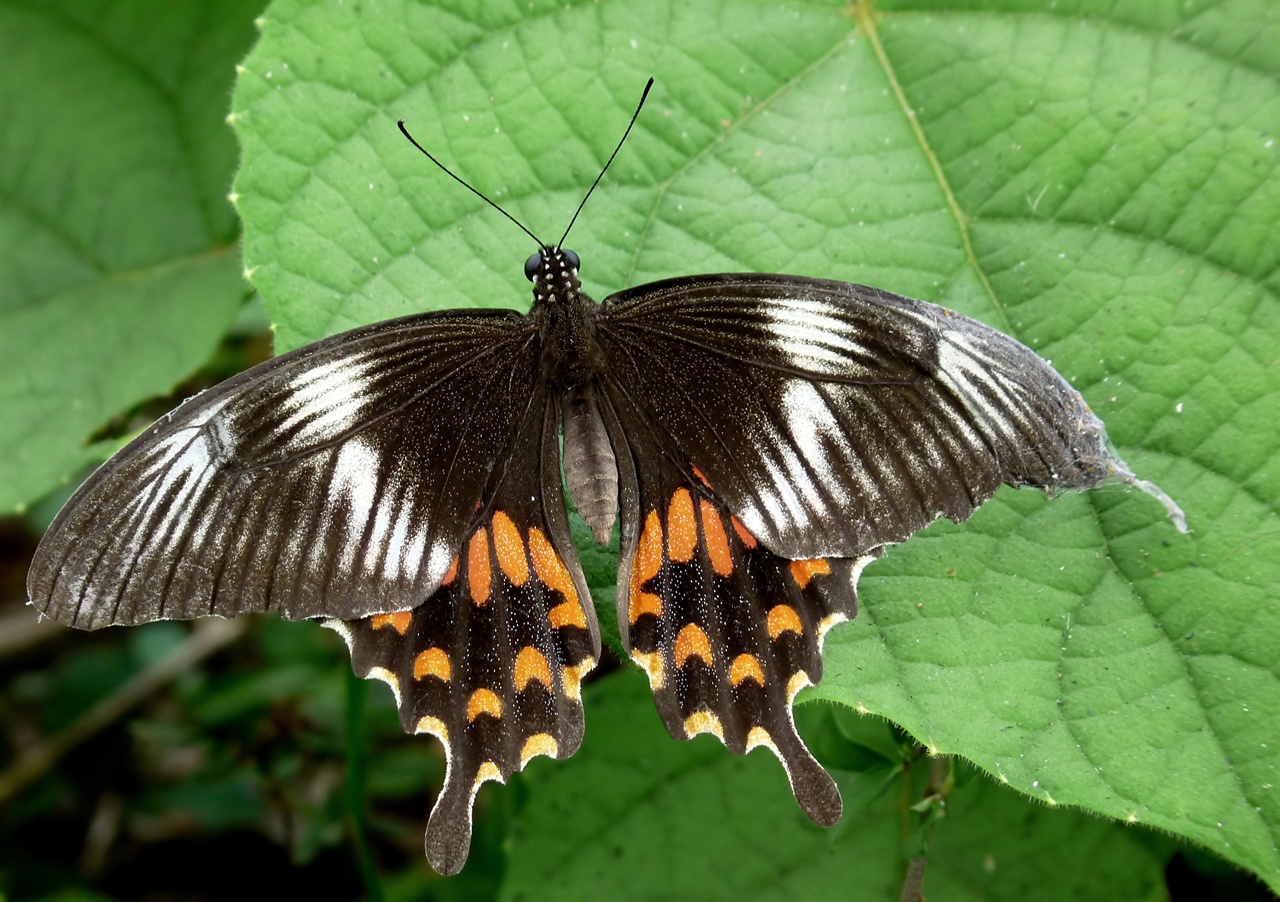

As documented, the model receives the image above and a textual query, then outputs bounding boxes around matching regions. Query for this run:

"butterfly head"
[525,246,582,306]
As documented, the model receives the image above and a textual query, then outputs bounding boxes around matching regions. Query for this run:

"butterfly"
[26,79,1185,874]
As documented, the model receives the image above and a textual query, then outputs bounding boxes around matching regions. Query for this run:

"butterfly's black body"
[28,88,1185,875]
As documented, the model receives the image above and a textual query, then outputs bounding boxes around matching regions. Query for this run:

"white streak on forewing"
[133,396,234,496]
[275,355,375,447]
[364,475,405,577]
[328,437,380,573]
[780,381,841,489]
[138,432,189,481]
[425,538,454,586]
[763,299,867,373]
[935,332,1027,447]
[745,429,814,536]
[365,502,394,576]
[384,487,419,579]
[931,386,989,451]
[784,380,899,520]
[145,429,225,554]
[184,508,218,559]
[401,525,429,583]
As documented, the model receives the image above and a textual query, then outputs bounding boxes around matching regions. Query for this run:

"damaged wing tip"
[1107,458,1188,534]
[1130,477,1188,533]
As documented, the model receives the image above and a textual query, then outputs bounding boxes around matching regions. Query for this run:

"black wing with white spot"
[28,309,539,628]
[597,273,1172,562]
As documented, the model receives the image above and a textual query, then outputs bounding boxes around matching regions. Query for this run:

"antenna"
[557,77,654,249]
[397,77,655,251]
[397,119,545,249]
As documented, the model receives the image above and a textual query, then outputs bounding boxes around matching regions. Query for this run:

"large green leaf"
[0,0,255,513]
[227,0,1277,892]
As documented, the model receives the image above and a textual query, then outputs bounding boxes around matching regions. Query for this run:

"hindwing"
[326,392,598,875]
[605,414,871,823]
[28,310,538,627]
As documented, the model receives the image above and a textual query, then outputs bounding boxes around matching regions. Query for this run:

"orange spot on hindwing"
[667,489,697,562]
[629,511,664,622]
[790,558,831,589]
[371,612,412,635]
[413,647,451,681]
[674,623,713,668]
[729,653,765,686]
[442,555,459,586]
[466,688,502,722]
[528,527,587,630]
[549,600,587,629]
[767,605,804,639]
[491,511,529,586]
[690,464,712,489]
[514,646,552,691]
[699,499,733,577]
[528,528,578,604]
[468,527,491,604]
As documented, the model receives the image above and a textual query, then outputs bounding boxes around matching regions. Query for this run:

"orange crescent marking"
[699,499,733,577]
[371,612,411,635]
[442,555,459,586]
[413,647,451,681]
[514,646,553,691]
[767,604,804,639]
[633,511,663,582]
[729,653,765,686]
[491,511,529,586]
[466,688,503,722]
[674,623,713,668]
[528,527,579,604]
[629,591,663,622]
[628,511,664,622]
[730,515,757,549]
[468,527,491,605]
[790,558,832,589]
[683,710,723,739]
[667,488,697,563]
[690,464,712,489]
[548,600,587,629]
[520,733,558,764]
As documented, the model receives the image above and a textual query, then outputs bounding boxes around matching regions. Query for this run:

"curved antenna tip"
[556,77,656,249]
[396,118,544,249]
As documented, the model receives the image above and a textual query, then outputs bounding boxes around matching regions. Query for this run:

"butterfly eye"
[561,248,580,271]
[524,252,542,281]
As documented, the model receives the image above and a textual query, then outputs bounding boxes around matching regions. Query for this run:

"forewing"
[326,390,598,875]
[601,389,865,825]
[598,274,1130,560]
[29,309,539,627]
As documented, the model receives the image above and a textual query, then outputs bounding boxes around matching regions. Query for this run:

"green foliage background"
[1,1,1276,900]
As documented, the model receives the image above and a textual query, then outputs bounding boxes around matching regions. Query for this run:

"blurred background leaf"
[0,0,255,514]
